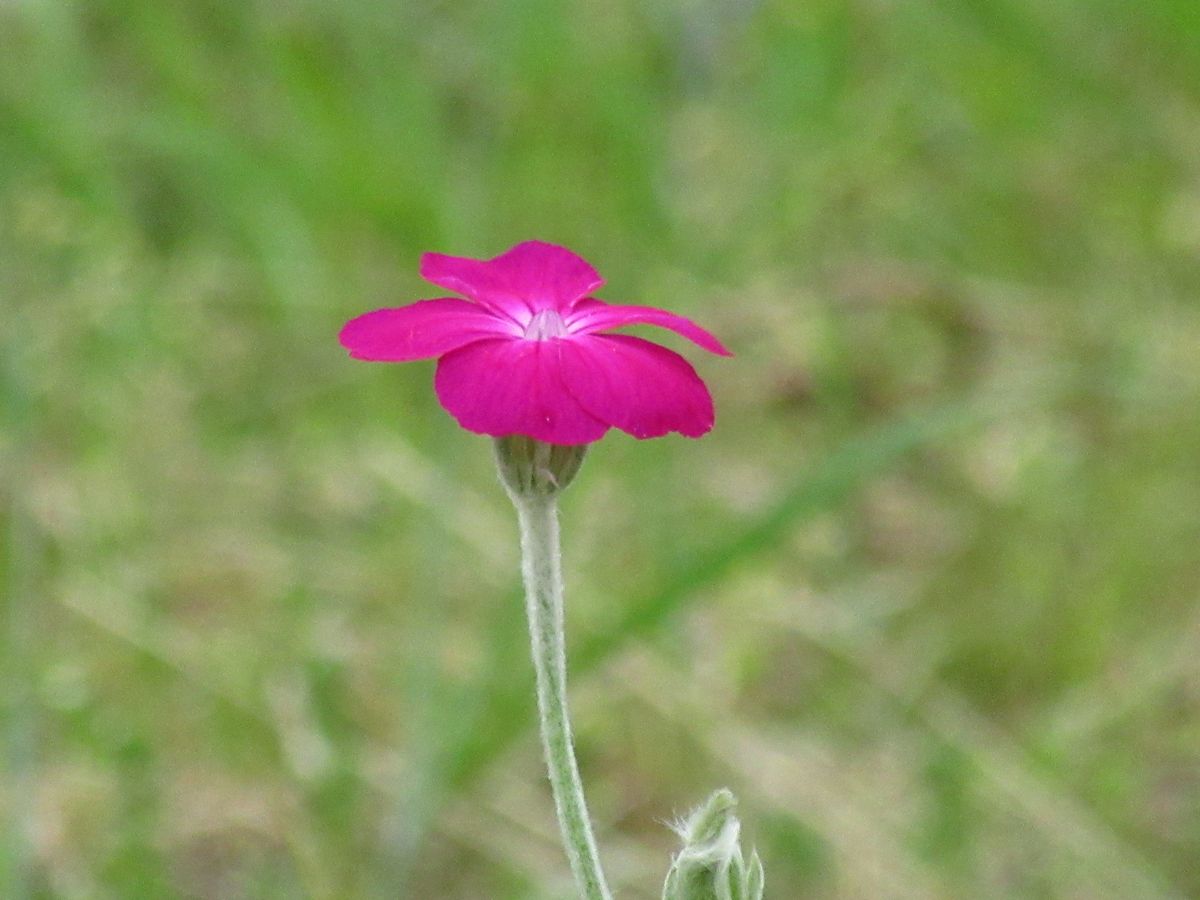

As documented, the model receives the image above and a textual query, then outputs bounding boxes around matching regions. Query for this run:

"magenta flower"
[339,241,731,445]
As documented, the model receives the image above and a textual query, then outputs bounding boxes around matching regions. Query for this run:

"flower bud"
[662,789,764,900]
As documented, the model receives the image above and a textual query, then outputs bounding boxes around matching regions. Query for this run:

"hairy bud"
[662,789,764,900]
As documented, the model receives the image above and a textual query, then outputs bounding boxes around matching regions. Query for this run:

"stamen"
[524,309,568,340]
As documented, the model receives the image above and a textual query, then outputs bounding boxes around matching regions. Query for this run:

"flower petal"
[421,241,604,318]
[558,334,716,439]
[565,298,731,356]
[339,299,518,361]
[434,338,610,444]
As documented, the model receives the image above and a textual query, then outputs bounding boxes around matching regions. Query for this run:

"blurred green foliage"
[3,0,1200,897]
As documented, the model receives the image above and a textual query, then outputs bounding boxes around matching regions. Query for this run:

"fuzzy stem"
[513,493,613,900]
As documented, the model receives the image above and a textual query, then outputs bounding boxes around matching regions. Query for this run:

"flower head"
[339,241,731,445]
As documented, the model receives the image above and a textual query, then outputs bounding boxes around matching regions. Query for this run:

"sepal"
[493,435,587,498]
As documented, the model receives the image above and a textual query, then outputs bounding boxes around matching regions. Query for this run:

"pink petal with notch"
[339,299,518,361]
[557,334,715,439]
[421,241,603,318]
[565,298,731,356]
[434,337,610,444]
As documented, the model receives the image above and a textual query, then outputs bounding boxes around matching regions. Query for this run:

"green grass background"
[3,1,1200,897]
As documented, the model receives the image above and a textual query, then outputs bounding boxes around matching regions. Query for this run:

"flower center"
[523,309,568,340]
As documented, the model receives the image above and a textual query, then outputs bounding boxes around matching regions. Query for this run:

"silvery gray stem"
[502,451,612,900]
